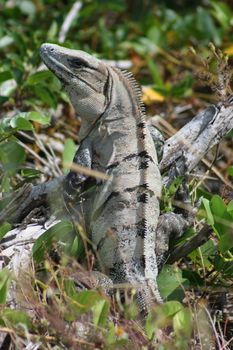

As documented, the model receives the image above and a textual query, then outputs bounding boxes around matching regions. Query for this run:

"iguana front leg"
[148,124,164,162]
[62,138,96,228]
[156,212,193,270]
[63,138,93,198]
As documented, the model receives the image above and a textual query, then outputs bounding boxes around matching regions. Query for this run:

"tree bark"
[160,103,233,187]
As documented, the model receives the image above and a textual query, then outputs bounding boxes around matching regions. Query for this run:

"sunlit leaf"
[0,79,17,97]
[10,116,33,131]
[157,265,188,299]
[0,35,14,48]
[62,138,77,173]
[92,299,110,327]
[20,168,41,178]
[0,222,11,240]
[32,220,73,263]
[27,70,53,85]
[26,111,50,125]
[173,307,192,338]
[142,87,164,105]
[2,308,31,328]
[202,198,214,226]
[0,268,11,304]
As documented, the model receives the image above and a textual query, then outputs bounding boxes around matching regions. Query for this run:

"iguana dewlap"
[40,43,163,313]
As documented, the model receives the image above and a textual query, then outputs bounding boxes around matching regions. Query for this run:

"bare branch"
[167,224,213,264]
[160,103,233,187]
[58,1,82,43]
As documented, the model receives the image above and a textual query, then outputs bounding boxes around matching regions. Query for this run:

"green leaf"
[214,256,233,277]
[33,85,56,108]
[168,176,183,197]
[69,235,80,257]
[0,222,11,240]
[196,7,221,46]
[160,300,183,317]
[210,1,232,29]
[10,116,34,131]
[47,21,58,39]
[92,299,110,327]
[62,138,77,173]
[227,166,233,177]
[0,141,25,171]
[0,268,11,304]
[219,232,233,253]
[189,239,216,269]
[146,301,183,340]
[171,74,193,97]
[64,286,105,319]
[202,198,214,225]
[146,56,163,86]
[106,322,116,344]
[210,195,231,237]
[0,71,13,84]
[64,278,77,298]
[157,265,188,299]
[210,195,226,218]
[147,25,163,46]
[26,111,50,125]
[227,200,233,214]
[20,168,41,178]
[32,220,73,263]
[0,174,11,192]
[173,307,192,338]
[2,308,31,328]
[27,70,53,85]
[0,117,12,134]
[0,36,14,49]
[72,290,104,314]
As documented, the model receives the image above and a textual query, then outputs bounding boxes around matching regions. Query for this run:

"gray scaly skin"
[40,43,163,313]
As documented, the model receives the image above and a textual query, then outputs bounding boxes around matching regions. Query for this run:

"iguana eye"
[68,58,87,69]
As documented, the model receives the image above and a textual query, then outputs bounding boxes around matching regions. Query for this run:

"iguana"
[40,43,163,314]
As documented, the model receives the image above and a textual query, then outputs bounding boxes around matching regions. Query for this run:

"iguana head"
[40,43,110,139]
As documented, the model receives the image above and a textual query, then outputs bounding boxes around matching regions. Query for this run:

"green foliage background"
[0,0,233,349]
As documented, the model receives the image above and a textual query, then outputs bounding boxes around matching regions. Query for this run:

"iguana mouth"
[41,52,73,83]
[41,50,100,93]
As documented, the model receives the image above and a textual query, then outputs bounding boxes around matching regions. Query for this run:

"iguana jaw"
[40,43,78,83]
[41,49,70,83]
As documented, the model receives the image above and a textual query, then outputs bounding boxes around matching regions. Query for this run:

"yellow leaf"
[142,87,165,105]
[224,45,233,56]
[115,326,125,337]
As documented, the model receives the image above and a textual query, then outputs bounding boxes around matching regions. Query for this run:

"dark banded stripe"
[138,150,153,162]
[137,193,148,203]
[124,183,149,193]
[122,150,153,163]
[106,161,120,170]
[137,122,146,128]
[136,219,147,238]
[139,161,150,169]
